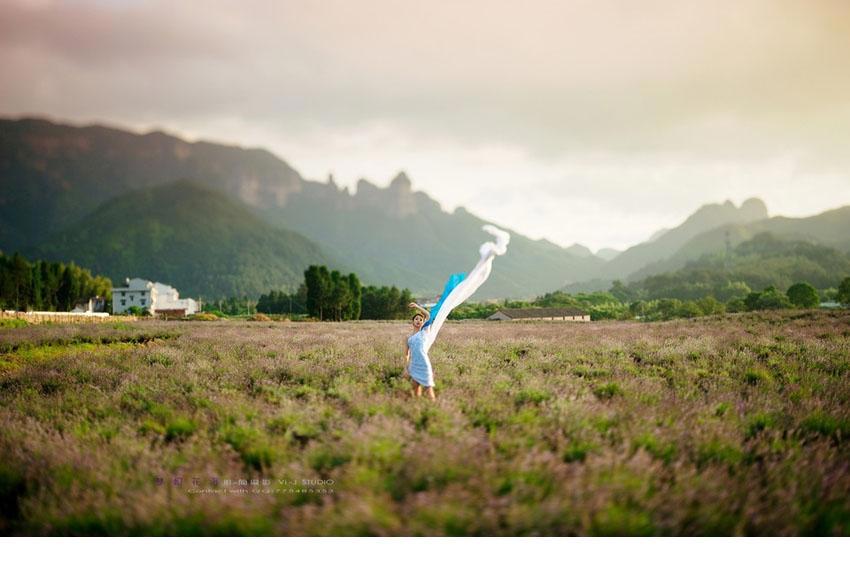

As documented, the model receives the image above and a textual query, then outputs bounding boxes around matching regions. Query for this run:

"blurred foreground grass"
[1,311,849,535]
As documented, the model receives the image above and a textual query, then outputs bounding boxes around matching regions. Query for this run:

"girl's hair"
[412,313,423,322]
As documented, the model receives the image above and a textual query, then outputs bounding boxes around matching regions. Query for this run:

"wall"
[1,311,137,325]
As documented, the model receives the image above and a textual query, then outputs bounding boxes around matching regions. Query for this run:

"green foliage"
[304,265,363,321]
[0,311,849,534]
[787,282,820,308]
[31,180,328,300]
[165,417,197,442]
[744,286,793,311]
[838,277,850,307]
[222,426,275,471]
[744,369,772,387]
[633,433,677,464]
[629,234,850,302]
[798,411,850,441]
[202,297,256,316]
[507,290,629,321]
[257,285,308,315]
[447,302,500,320]
[360,285,414,320]
[562,441,594,463]
[0,252,111,312]
[593,382,623,400]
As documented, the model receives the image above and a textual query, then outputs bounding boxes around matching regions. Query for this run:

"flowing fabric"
[422,272,467,329]
[422,224,510,351]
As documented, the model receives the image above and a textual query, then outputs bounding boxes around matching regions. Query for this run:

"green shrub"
[514,388,551,406]
[799,411,850,441]
[786,283,820,308]
[591,504,656,535]
[222,426,274,470]
[188,312,219,321]
[138,419,165,436]
[745,412,776,439]
[696,440,743,468]
[744,369,772,386]
[308,445,352,473]
[562,440,594,463]
[165,417,197,442]
[633,433,677,464]
[593,382,623,400]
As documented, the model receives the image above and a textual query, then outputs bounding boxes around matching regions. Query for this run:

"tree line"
[256,265,415,320]
[303,265,361,321]
[448,276,850,323]
[0,252,112,312]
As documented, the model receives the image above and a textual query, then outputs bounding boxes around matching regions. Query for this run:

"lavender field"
[1,312,849,535]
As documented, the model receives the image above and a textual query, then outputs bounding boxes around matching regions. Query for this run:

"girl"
[402,225,510,400]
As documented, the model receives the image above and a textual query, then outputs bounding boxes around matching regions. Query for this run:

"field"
[1,312,849,535]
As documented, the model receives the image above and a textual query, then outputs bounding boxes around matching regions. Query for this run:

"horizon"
[3,1,850,250]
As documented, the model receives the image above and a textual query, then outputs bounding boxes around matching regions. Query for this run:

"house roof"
[113,278,154,291]
[494,307,588,319]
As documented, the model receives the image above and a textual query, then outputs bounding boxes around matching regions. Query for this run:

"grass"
[0,311,848,535]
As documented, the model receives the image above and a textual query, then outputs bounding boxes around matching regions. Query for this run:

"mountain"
[0,117,602,299]
[629,205,850,280]
[565,243,594,258]
[268,172,604,297]
[600,198,770,280]
[631,232,850,300]
[647,227,671,242]
[0,117,303,251]
[30,180,331,298]
[4,116,846,300]
[596,248,622,261]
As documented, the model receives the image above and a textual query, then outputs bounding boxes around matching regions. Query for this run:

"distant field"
[1,312,849,535]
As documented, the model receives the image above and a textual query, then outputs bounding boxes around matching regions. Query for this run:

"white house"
[152,282,199,317]
[111,278,199,316]
[488,307,591,322]
[112,278,156,314]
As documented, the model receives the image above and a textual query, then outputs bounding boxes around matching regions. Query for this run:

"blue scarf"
[423,272,467,328]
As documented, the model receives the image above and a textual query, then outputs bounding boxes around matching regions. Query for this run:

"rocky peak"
[353,172,418,218]
[740,197,769,220]
[388,171,412,193]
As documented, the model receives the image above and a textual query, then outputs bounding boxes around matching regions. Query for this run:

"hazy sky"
[2,0,849,251]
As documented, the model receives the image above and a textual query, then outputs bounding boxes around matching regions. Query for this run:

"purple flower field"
[1,311,849,535]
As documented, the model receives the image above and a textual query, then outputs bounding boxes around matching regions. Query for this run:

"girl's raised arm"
[408,302,430,322]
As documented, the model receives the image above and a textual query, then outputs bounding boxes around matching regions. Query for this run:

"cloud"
[1,0,849,249]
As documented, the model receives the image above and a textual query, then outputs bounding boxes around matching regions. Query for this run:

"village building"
[71,296,107,314]
[487,307,591,322]
[111,278,199,316]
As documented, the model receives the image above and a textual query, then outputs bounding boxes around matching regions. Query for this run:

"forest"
[0,252,112,312]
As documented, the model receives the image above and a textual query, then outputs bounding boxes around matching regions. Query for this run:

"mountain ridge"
[29,180,332,298]
[2,115,848,299]
[599,197,770,280]
[0,116,603,298]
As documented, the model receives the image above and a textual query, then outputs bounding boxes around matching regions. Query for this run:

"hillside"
[631,233,850,301]
[268,172,604,298]
[600,198,769,280]
[629,206,850,280]
[30,181,331,298]
[1,117,601,298]
[5,117,848,299]
[0,117,304,252]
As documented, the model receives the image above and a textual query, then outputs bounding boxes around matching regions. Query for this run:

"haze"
[2,0,849,251]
